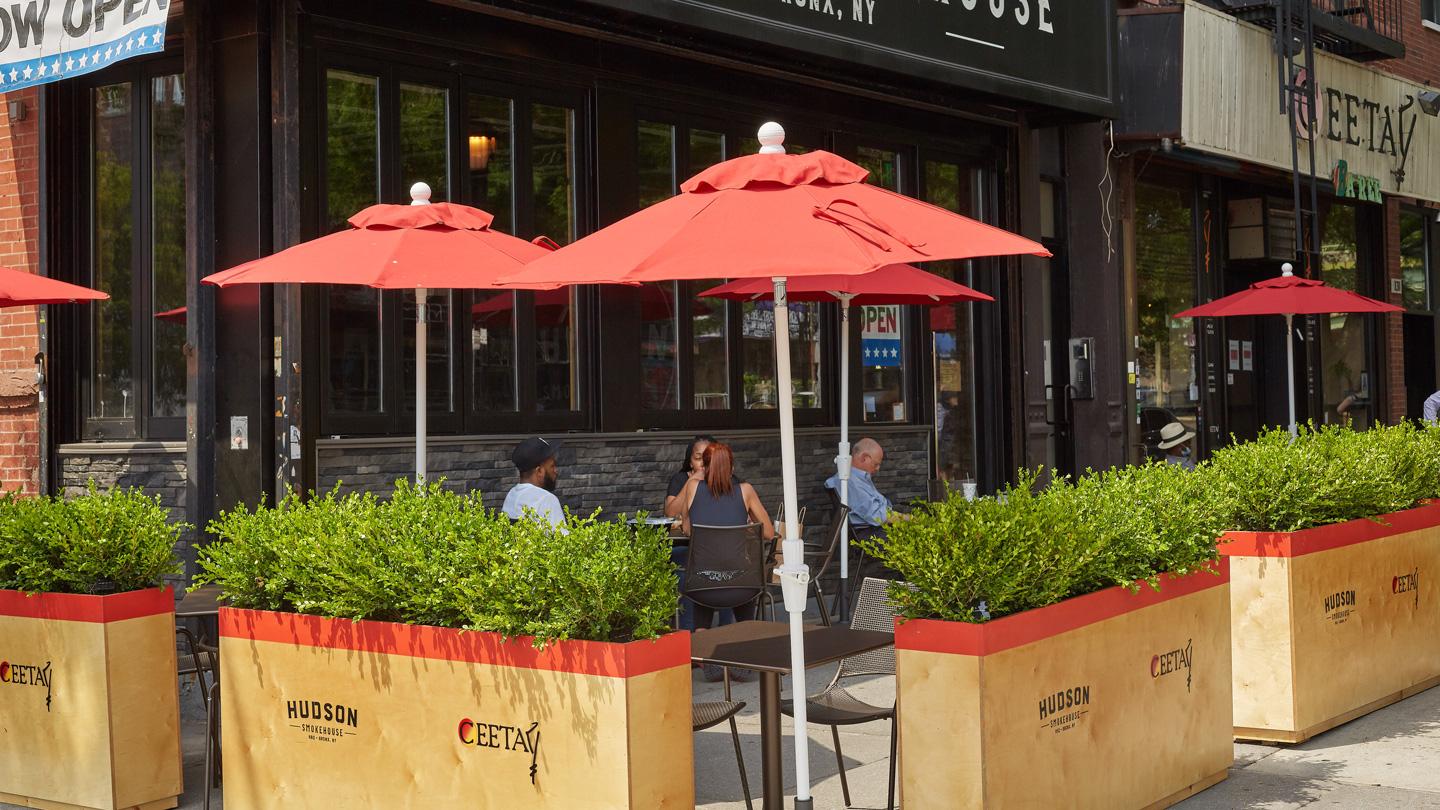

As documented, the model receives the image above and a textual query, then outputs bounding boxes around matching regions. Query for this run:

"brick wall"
[316,427,934,543]
[0,88,42,494]
[1382,0,1440,86]
[1384,196,1409,423]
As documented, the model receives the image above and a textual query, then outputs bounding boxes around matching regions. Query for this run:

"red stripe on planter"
[0,586,174,623]
[219,607,689,678]
[1218,502,1440,559]
[895,562,1228,657]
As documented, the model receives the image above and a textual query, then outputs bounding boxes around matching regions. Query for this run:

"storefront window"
[328,288,384,413]
[471,291,518,412]
[532,104,578,411]
[83,67,187,439]
[1320,203,1370,428]
[536,287,579,411]
[857,146,907,423]
[638,121,679,410]
[324,70,379,230]
[925,159,980,480]
[91,83,133,424]
[1402,209,1429,313]
[466,93,513,233]
[693,278,729,409]
[743,300,822,409]
[1135,182,1199,435]
[400,84,453,413]
[403,290,454,413]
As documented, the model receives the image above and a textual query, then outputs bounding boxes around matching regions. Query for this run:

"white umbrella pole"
[416,286,428,486]
[773,276,813,809]
[835,294,855,623]
[1285,311,1297,438]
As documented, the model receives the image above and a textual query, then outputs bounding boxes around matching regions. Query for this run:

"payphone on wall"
[1068,338,1095,400]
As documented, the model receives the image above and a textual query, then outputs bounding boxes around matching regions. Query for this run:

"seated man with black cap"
[503,437,565,528]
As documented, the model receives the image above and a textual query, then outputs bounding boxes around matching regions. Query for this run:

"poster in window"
[1228,340,1240,371]
[861,305,902,368]
[1241,341,1254,372]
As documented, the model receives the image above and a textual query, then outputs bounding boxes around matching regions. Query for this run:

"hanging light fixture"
[468,135,495,171]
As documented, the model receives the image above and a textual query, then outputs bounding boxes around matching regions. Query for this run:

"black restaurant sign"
[583,0,1115,116]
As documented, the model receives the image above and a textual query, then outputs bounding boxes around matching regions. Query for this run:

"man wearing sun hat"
[503,437,565,527]
[1156,421,1197,470]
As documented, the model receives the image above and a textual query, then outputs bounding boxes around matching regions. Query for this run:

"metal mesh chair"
[684,523,766,612]
[692,670,753,810]
[176,626,217,713]
[781,577,903,810]
[764,497,849,625]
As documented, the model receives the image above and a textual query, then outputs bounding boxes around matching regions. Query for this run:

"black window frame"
[307,49,593,438]
[54,53,188,443]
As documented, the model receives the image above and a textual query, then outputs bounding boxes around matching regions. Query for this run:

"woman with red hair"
[680,441,775,634]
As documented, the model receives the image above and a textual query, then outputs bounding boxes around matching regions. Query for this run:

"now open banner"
[0,0,169,93]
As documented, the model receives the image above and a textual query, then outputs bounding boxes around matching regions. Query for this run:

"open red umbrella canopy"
[203,194,555,290]
[502,145,1049,287]
[0,266,108,307]
[1174,270,1400,318]
[699,264,994,306]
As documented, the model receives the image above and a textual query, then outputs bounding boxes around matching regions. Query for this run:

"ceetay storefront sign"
[0,0,169,93]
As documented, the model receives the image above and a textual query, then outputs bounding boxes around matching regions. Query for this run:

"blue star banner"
[0,1,170,93]
[861,305,902,368]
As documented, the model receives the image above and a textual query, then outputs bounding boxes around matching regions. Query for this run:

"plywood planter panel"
[0,587,181,810]
[219,608,693,809]
[1221,502,1440,744]
[896,564,1232,810]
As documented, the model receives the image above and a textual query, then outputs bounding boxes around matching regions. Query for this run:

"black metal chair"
[203,680,221,810]
[176,625,217,713]
[781,577,903,810]
[765,496,849,625]
[692,669,753,810]
[684,522,767,622]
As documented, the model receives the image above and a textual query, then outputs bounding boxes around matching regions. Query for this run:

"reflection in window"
[1401,209,1429,313]
[637,122,679,410]
[1321,203,1369,428]
[857,146,899,191]
[150,75,186,418]
[693,279,729,410]
[399,83,449,200]
[536,287,579,411]
[403,290,453,413]
[328,288,384,413]
[743,300,822,409]
[532,104,575,244]
[858,147,907,424]
[472,290,518,411]
[689,129,725,172]
[925,160,979,480]
[467,94,513,232]
[1135,182,1199,439]
[91,82,134,422]
[325,69,383,414]
[324,70,379,229]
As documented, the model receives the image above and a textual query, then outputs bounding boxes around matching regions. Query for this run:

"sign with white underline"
[0,0,169,93]
[578,0,1115,116]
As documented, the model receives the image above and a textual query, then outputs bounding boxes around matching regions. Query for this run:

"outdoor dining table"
[176,584,227,646]
[691,620,894,810]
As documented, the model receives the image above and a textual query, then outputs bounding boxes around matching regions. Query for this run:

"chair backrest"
[684,523,766,609]
[836,577,909,681]
[812,501,851,580]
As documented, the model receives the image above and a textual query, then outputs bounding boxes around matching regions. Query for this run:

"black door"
[1405,314,1436,419]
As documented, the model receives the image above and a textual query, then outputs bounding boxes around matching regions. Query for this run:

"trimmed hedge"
[0,486,185,594]
[195,481,678,646]
[868,421,1440,623]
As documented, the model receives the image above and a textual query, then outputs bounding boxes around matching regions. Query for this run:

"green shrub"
[863,463,1227,624]
[195,481,678,645]
[1208,422,1440,532]
[0,486,186,594]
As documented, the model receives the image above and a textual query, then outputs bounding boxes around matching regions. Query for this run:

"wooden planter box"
[219,608,693,809]
[1221,502,1440,744]
[0,587,181,810]
[896,564,1232,809]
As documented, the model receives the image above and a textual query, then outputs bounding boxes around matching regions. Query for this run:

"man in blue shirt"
[825,437,898,537]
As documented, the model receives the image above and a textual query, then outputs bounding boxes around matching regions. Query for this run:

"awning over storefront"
[1118,2,1440,204]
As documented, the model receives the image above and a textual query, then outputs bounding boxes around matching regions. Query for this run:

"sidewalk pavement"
[12,666,1440,808]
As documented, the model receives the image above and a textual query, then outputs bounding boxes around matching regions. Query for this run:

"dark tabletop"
[175,584,227,618]
[690,620,893,674]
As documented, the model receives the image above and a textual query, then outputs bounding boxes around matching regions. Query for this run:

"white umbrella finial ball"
[410,182,432,206]
[1281,262,1294,276]
[758,122,786,155]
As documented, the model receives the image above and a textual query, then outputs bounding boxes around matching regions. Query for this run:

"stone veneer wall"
[59,443,191,594]
[316,426,933,540]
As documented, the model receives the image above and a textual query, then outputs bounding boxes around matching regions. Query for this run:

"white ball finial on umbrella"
[757,122,786,154]
[1281,262,1294,277]
[410,182,432,206]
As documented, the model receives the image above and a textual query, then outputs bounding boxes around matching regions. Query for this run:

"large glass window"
[925,159,981,480]
[1135,182,1199,434]
[81,64,187,440]
[399,84,453,414]
[1320,203,1371,428]
[743,300,822,409]
[857,146,907,424]
[1402,209,1430,313]
[638,121,679,411]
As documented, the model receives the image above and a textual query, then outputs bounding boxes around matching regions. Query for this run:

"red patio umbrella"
[1174,262,1400,435]
[502,122,1047,807]
[702,265,994,620]
[0,266,108,307]
[204,183,556,482]
[154,307,186,324]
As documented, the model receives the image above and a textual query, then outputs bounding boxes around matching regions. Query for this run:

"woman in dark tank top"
[680,442,776,632]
